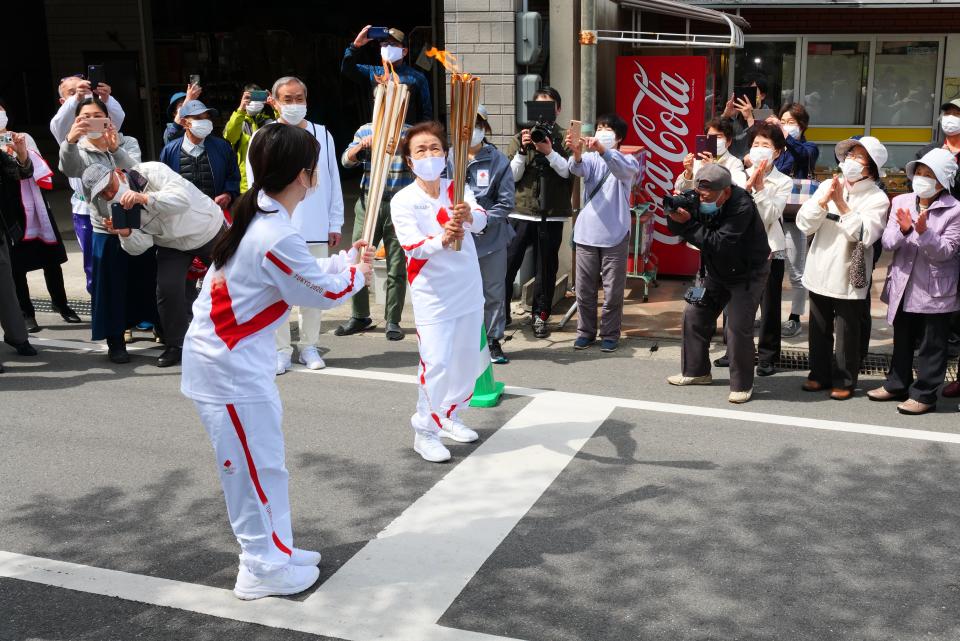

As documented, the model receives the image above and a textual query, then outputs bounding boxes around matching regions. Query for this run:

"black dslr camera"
[663,189,700,216]
[523,100,558,152]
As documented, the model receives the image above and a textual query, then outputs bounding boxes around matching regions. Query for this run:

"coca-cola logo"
[631,61,694,245]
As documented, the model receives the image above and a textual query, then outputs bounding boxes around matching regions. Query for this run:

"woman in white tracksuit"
[390,121,489,463]
[181,124,372,600]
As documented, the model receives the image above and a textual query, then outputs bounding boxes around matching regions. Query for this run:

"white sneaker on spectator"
[298,346,325,370]
[728,389,753,404]
[276,353,291,376]
[414,432,451,462]
[290,547,321,566]
[439,417,479,443]
[233,563,320,600]
[667,374,713,386]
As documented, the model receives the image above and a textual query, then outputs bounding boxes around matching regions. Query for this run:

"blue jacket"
[159,136,241,202]
[341,45,433,121]
[465,143,515,257]
[776,134,819,179]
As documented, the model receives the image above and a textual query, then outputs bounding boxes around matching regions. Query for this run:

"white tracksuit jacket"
[390,179,488,430]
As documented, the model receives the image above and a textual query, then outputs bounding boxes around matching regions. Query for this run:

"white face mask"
[300,170,318,199]
[0,111,7,130]
[280,104,307,126]
[841,157,867,182]
[912,175,940,199]
[188,119,214,139]
[783,124,800,139]
[246,101,264,115]
[749,146,775,165]
[715,138,727,156]
[381,45,404,64]
[85,131,104,140]
[595,130,618,150]
[471,127,485,147]
[410,156,446,182]
[942,115,960,136]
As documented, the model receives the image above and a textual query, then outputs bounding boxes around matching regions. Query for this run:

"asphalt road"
[2,311,960,641]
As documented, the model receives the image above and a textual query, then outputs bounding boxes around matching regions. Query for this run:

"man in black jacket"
[665,164,770,403]
[0,133,39,373]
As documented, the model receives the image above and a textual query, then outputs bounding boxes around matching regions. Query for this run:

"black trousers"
[504,219,565,318]
[885,305,951,405]
[808,292,862,390]
[155,232,220,348]
[12,264,69,317]
[757,258,784,365]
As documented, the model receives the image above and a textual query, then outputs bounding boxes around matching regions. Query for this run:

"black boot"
[335,317,373,336]
[5,338,37,356]
[23,316,40,333]
[106,336,130,364]
[157,346,182,368]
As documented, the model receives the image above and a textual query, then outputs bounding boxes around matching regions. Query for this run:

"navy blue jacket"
[159,136,241,202]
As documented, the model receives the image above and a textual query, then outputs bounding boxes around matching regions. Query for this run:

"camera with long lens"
[663,189,700,216]
[523,100,558,153]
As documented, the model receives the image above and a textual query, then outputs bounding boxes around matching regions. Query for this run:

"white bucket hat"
[905,147,958,189]
[834,136,888,177]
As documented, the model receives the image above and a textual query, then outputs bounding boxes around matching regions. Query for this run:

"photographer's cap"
[695,163,732,190]
[82,164,114,200]
[179,100,219,118]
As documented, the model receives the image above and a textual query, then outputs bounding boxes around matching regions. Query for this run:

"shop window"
[871,41,939,127]
[734,40,797,112]
[804,41,869,126]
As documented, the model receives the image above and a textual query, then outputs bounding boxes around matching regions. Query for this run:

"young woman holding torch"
[390,121,489,463]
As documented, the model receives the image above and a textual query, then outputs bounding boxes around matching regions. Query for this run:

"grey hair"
[271,76,308,99]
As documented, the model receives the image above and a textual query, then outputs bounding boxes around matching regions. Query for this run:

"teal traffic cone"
[470,323,504,408]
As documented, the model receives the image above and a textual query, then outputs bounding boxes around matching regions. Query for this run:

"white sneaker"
[290,547,321,566]
[276,353,292,376]
[298,346,325,370]
[233,563,320,600]
[667,374,713,386]
[414,432,451,463]
[439,417,479,443]
[728,388,753,404]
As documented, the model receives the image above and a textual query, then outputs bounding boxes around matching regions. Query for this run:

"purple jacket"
[880,191,960,324]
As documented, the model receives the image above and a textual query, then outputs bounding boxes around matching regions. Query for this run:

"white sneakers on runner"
[233,563,320,600]
[290,547,321,566]
[276,352,292,376]
[439,417,479,443]
[414,432,451,463]
[298,346,326,370]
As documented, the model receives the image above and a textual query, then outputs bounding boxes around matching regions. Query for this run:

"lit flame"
[426,47,461,74]
[375,58,401,85]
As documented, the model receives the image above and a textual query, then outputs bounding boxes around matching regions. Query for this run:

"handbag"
[849,225,867,289]
[782,153,819,222]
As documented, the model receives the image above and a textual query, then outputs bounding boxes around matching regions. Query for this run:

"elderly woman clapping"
[868,148,960,415]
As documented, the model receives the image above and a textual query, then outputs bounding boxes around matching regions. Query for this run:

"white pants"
[194,398,293,574]
[276,243,328,356]
[413,309,486,433]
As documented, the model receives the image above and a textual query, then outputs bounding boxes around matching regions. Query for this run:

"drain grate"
[31,298,92,316]
[767,349,954,382]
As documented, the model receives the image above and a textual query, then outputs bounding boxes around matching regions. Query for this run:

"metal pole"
[579,0,596,135]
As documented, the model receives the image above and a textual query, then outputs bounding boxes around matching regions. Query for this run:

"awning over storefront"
[596,0,748,48]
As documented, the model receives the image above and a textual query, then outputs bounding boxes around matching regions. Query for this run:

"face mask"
[188,119,214,139]
[381,45,404,64]
[749,146,774,165]
[410,156,446,182]
[941,115,960,136]
[471,127,485,147]
[699,200,719,216]
[0,112,7,130]
[280,104,307,126]
[108,181,129,206]
[912,175,940,199]
[246,101,264,115]
[85,131,103,140]
[300,170,318,199]
[783,124,800,139]
[841,157,867,183]
[596,131,618,149]
[715,138,727,156]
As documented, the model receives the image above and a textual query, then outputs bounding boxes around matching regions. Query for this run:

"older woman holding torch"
[390,121,488,463]
[868,148,960,415]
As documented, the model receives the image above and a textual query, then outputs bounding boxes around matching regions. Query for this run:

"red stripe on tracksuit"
[210,278,288,350]
[322,266,356,300]
[401,236,433,252]
[445,393,474,419]
[226,404,292,556]
[265,251,292,274]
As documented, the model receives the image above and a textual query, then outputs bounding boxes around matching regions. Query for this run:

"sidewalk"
[31,186,895,356]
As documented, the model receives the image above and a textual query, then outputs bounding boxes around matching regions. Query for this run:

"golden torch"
[427,48,481,251]
[359,60,410,257]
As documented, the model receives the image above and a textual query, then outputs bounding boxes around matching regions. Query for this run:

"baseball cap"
[941,98,960,112]
[694,163,732,190]
[82,164,115,201]
[477,104,489,121]
[179,100,219,118]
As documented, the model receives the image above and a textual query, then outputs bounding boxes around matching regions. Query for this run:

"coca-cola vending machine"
[615,55,707,277]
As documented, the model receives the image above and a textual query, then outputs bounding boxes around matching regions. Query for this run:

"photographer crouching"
[665,164,771,404]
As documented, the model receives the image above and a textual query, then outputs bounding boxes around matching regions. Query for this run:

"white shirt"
[746,165,792,254]
[797,178,890,300]
[569,149,641,247]
[181,135,205,158]
[247,121,343,243]
[181,193,364,404]
[673,153,748,192]
[390,179,487,325]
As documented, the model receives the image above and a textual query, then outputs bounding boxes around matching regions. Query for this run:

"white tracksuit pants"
[413,309,486,433]
[194,398,293,574]
[276,243,329,356]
